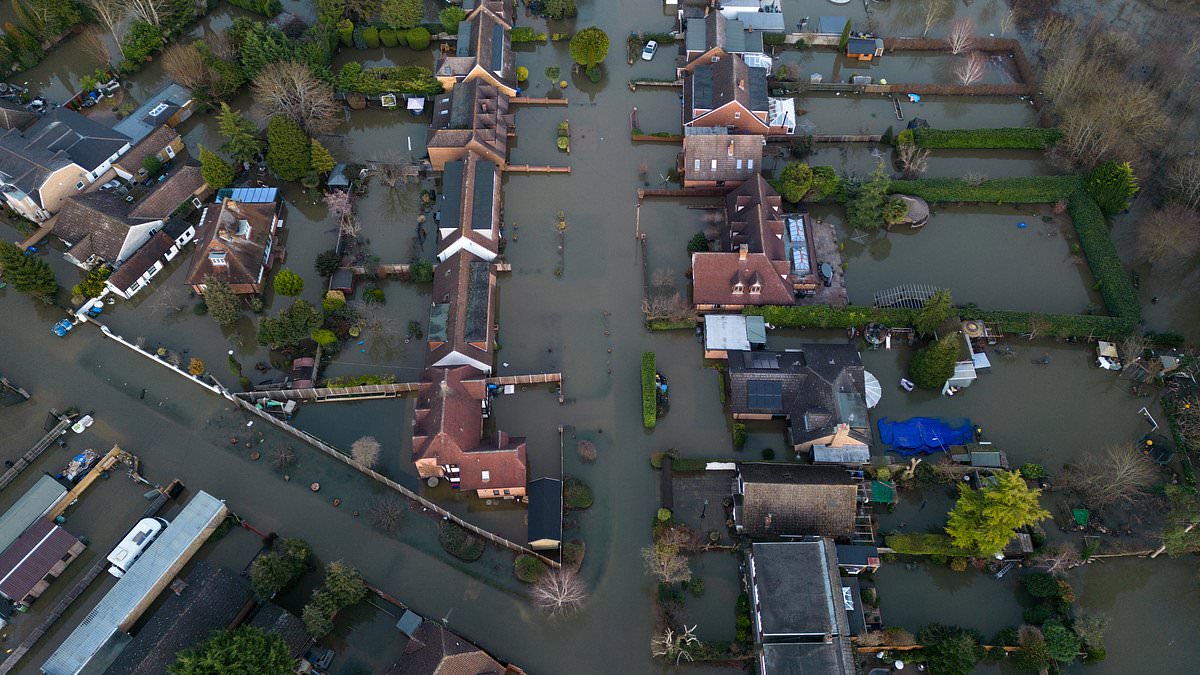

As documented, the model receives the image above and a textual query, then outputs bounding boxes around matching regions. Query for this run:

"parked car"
[98,180,121,191]
[641,40,658,61]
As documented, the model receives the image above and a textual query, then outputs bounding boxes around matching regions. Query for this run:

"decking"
[505,165,571,174]
[510,96,568,105]
[235,372,562,403]
[0,410,73,492]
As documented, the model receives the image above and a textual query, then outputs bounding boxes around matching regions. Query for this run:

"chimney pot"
[739,243,748,260]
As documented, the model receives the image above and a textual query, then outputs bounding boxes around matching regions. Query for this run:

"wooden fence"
[0,410,72,492]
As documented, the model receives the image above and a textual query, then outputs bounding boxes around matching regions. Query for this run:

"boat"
[52,319,75,337]
[57,449,99,482]
[71,415,94,434]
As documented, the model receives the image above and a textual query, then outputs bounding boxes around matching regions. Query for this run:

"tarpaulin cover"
[877,417,974,455]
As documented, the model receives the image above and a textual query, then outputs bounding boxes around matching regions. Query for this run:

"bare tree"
[367,496,405,532]
[1166,155,1200,210]
[1120,334,1148,368]
[896,142,930,179]
[1032,543,1082,574]
[208,30,237,61]
[999,9,1015,36]
[921,0,948,37]
[642,529,692,584]
[78,25,111,65]
[1174,394,1200,451]
[651,625,700,664]
[531,569,588,616]
[947,16,975,55]
[1136,205,1200,270]
[84,0,127,57]
[128,0,168,26]
[954,52,987,86]
[162,43,216,93]
[323,190,359,238]
[351,436,382,468]
[271,445,296,469]
[1061,443,1158,509]
[577,440,597,462]
[1026,314,1050,340]
[252,61,342,136]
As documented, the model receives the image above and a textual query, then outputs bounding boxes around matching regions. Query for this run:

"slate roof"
[0,518,80,601]
[128,163,207,220]
[437,153,500,258]
[411,366,487,470]
[0,129,74,199]
[102,561,254,675]
[113,125,180,176]
[185,198,279,290]
[685,53,769,123]
[527,477,562,545]
[736,463,857,538]
[0,98,36,131]
[428,80,511,159]
[446,6,514,88]
[749,539,851,640]
[389,620,506,675]
[25,107,131,171]
[106,231,175,291]
[112,83,193,143]
[761,643,855,675]
[427,250,495,371]
[248,603,311,658]
[683,133,762,183]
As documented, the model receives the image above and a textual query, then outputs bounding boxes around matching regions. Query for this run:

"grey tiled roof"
[737,464,857,538]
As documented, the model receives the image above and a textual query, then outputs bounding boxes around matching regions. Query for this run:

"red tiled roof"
[185,198,280,291]
[411,365,487,466]
[691,251,795,306]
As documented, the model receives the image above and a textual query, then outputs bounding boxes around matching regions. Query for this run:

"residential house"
[682,12,769,75]
[681,129,763,188]
[692,176,823,309]
[0,108,132,223]
[112,125,183,182]
[247,603,312,660]
[427,250,496,373]
[410,366,528,499]
[103,221,193,300]
[847,35,885,61]
[112,83,195,145]
[0,518,85,609]
[185,195,286,295]
[718,0,786,33]
[0,98,37,131]
[435,0,516,96]
[527,477,563,550]
[54,163,208,271]
[436,152,501,261]
[726,345,870,456]
[388,620,526,675]
[702,314,766,359]
[682,53,770,133]
[746,539,856,675]
[428,78,513,170]
[733,462,857,538]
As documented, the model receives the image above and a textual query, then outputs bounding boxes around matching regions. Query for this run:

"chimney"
[727,139,734,157]
[738,78,745,91]
[739,243,748,260]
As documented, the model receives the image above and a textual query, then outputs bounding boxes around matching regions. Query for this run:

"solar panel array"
[747,380,783,410]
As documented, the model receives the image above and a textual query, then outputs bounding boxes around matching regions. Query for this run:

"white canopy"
[406,96,425,112]
[864,370,882,409]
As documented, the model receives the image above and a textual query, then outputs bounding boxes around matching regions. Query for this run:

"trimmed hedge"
[647,319,694,331]
[958,308,1136,339]
[885,533,971,557]
[642,352,657,429]
[746,305,915,329]
[887,176,1081,203]
[1068,191,1141,323]
[902,127,1062,150]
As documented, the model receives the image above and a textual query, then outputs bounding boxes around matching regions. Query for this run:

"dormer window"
[732,282,744,295]
[209,250,227,266]
[750,282,762,294]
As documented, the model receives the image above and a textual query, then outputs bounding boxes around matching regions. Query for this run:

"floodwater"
[796,92,1038,136]
[779,50,1017,86]
[0,1,1196,674]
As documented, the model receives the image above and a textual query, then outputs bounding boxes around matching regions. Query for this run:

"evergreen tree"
[0,241,57,301]
[169,626,295,675]
[847,161,891,230]
[257,299,322,347]
[309,139,335,175]
[199,145,235,190]
[218,103,262,165]
[381,0,422,29]
[266,116,311,182]
[908,334,958,390]
[272,268,304,296]
[201,275,241,326]
[945,471,1049,556]
[914,289,953,336]
[1086,161,1138,216]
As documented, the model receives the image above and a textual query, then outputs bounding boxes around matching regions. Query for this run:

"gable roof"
[0,98,37,131]
[112,82,193,143]
[106,231,175,291]
[429,79,512,160]
[0,475,67,555]
[128,163,207,220]
[389,620,507,675]
[185,198,279,289]
[685,53,769,122]
[0,518,80,601]
[527,477,562,545]
[411,365,488,469]
[737,464,857,538]
[451,6,515,87]
[437,153,500,258]
[24,107,131,171]
[427,250,495,371]
[114,125,180,176]
[683,133,762,183]
[54,191,140,262]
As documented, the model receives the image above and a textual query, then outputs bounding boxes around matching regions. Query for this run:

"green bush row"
[642,352,657,429]
[1068,191,1141,322]
[899,127,1062,150]
[887,176,1082,203]
[745,305,916,329]
[512,26,547,43]
[337,62,444,96]
[885,533,971,557]
[647,319,695,331]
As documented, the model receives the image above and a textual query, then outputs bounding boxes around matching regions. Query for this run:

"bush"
[732,423,747,448]
[512,26,546,43]
[689,577,705,597]
[438,6,466,33]
[1086,161,1137,216]
[517,66,528,82]
[909,336,958,390]
[362,26,380,48]
[514,554,547,582]
[564,477,593,509]
[746,305,913,329]
[337,20,354,46]
[910,127,1062,149]
[1024,572,1061,599]
[884,533,971,557]
[775,162,813,203]
[687,232,709,254]
[761,448,775,460]
[409,259,434,283]
[1069,191,1140,321]
[1019,463,1045,480]
[1023,603,1056,625]
[438,522,484,561]
[887,176,1082,203]
[337,62,442,96]
[763,32,787,46]
[656,507,672,523]
[311,328,338,346]
[122,21,163,65]
[226,0,282,16]
[379,28,398,47]
[273,268,304,296]
[315,249,341,277]
[809,166,843,202]
[641,352,657,429]
[406,27,430,50]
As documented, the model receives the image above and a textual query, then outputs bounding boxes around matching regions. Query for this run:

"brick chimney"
[739,243,748,260]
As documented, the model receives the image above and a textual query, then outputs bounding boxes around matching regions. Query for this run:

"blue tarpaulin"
[877,417,974,455]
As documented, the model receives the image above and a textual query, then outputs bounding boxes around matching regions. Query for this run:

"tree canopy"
[847,161,891,230]
[272,268,304,296]
[381,0,422,29]
[776,162,813,203]
[199,145,235,190]
[438,6,466,32]
[201,276,241,326]
[1086,161,1138,216]
[908,334,958,390]
[257,299,322,347]
[266,116,311,182]
[916,624,985,675]
[218,103,262,165]
[914,289,952,336]
[0,241,57,301]
[309,139,335,175]
[169,626,295,675]
[945,471,1049,555]
[569,27,609,69]
[249,537,311,598]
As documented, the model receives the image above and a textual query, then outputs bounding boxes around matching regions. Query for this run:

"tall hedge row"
[1068,191,1141,323]
[641,352,657,429]
[887,176,1081,204]
[901,127,1062,150]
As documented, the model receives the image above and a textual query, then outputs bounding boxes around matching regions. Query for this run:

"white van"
[107,518,167,578]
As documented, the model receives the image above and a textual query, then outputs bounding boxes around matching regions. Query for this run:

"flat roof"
[750,540,838,638]
[42,491,229,675]
[0,475,67,554]
[704,314,751,352]
[761,642,854,675]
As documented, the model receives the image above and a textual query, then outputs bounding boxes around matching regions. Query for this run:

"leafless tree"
[1121,334,1148,367]
[252,61,342,136]
[954,52,987,86]
[271,445,296,469]
[1018,624,1044,648]
[1032,543,1082,574]
[367,496,405,532]
[351,436,382,468]
[1136,205,1200,270]
[78,26,111,65]
[1061,443,1158,509]
[577,440,597,462]
[896,142,929,179]
[162,43,217,93]
[1166,155,1200,210]
[1026,314,1050,340]
[1174,394,1200,451]
[921,0,948,37]
[947,16,975,55]
[208,30,237,61]
[531,569,588,616]
[642,529,692,584]
[128,0,169,26]
[1035,14,1075,56]
[999,9,1015,36]
[651,625,700,664]
[84,0,127,57]
[323,190,358,238]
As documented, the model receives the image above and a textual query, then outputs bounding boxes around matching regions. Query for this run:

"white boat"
[70,415,94,434]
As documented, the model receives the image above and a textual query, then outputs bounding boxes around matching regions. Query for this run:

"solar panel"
[749,353,779,369]
[747,380,782,410]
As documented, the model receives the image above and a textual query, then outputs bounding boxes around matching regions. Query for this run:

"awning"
[864,370,882,409]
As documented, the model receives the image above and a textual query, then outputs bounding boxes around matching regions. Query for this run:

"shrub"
[1019,463,1045,480]
[763,32,786,46]
[122,21,163,65]
[884,533,971,557]
[72,266,110,299]
[517,66,528,81]
[409,259,434,283]
[337,19,354,46]
[406,27,430,50]
[273,268,304,296]
[1024,572,1061,598]
[687,232,709,254]
[1069,191,1140,321]
[315,249,341,277]
[564,477,593,509]
[379,28,398,47]
[363,26,379,48]
[514,554,547,582]
[949,556,969,572]
[438,522,485,561]
[887,176,1082,203]
[311,328,338,346]
[1086,161,1137,216]
[656,507,672,523]
[761,448,775,460]
[775,162,813,203]
[689,577,705,597]
[910,127,1062,149]
[641,352,657,429]
[337,63,442,96]
[808,166,843,202]
[732,423,747,449]
[570,26,609,69]
[512,26,546,43]
[438,6,466,33]
[1024,604,1056,624]
[226,0,282,16]
[556,136,569,151]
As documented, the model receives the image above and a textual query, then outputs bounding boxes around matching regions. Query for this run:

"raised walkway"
[234,372,562,403]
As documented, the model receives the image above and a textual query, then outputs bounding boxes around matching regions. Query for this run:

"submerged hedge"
[901,127,1062,150]
[885,533,971,557]
[642,352,657,429]
[887,176,1081,204]
[1069,191,1141,323]
[746,305,915,329]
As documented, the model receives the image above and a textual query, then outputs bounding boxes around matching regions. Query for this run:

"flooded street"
[0,0,1196,673]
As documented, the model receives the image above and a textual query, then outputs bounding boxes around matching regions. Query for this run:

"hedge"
[438,522,485,561]
[885,533,972,557]
[902,127,1062,150]
[337,62,444,96]
[642,352,657,429]
[511,26,547,43]
[1069,191,1141,322]
[746,305,915,329]
[887,176,1082,204]
[227,0,281,17]
[647,319,695,331]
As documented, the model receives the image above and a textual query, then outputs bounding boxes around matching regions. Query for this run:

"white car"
[98,180,122,191]
[641,40,658,61]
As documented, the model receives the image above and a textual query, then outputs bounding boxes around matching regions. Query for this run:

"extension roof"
[112,82,193,144]
[685,12,762,56]
[113,125,180,177]
[437,152,500,259]
[0,518,80,602]
[105,230,175,291]
[684,53,769,124]
[450,4,515,88]
[683,133,762,183]
[128,162,207,220]
[736,463,857,538]
[427,250,495,372]
[0,475,67,555]
[0,98,37,131]
[527,477,562,546]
